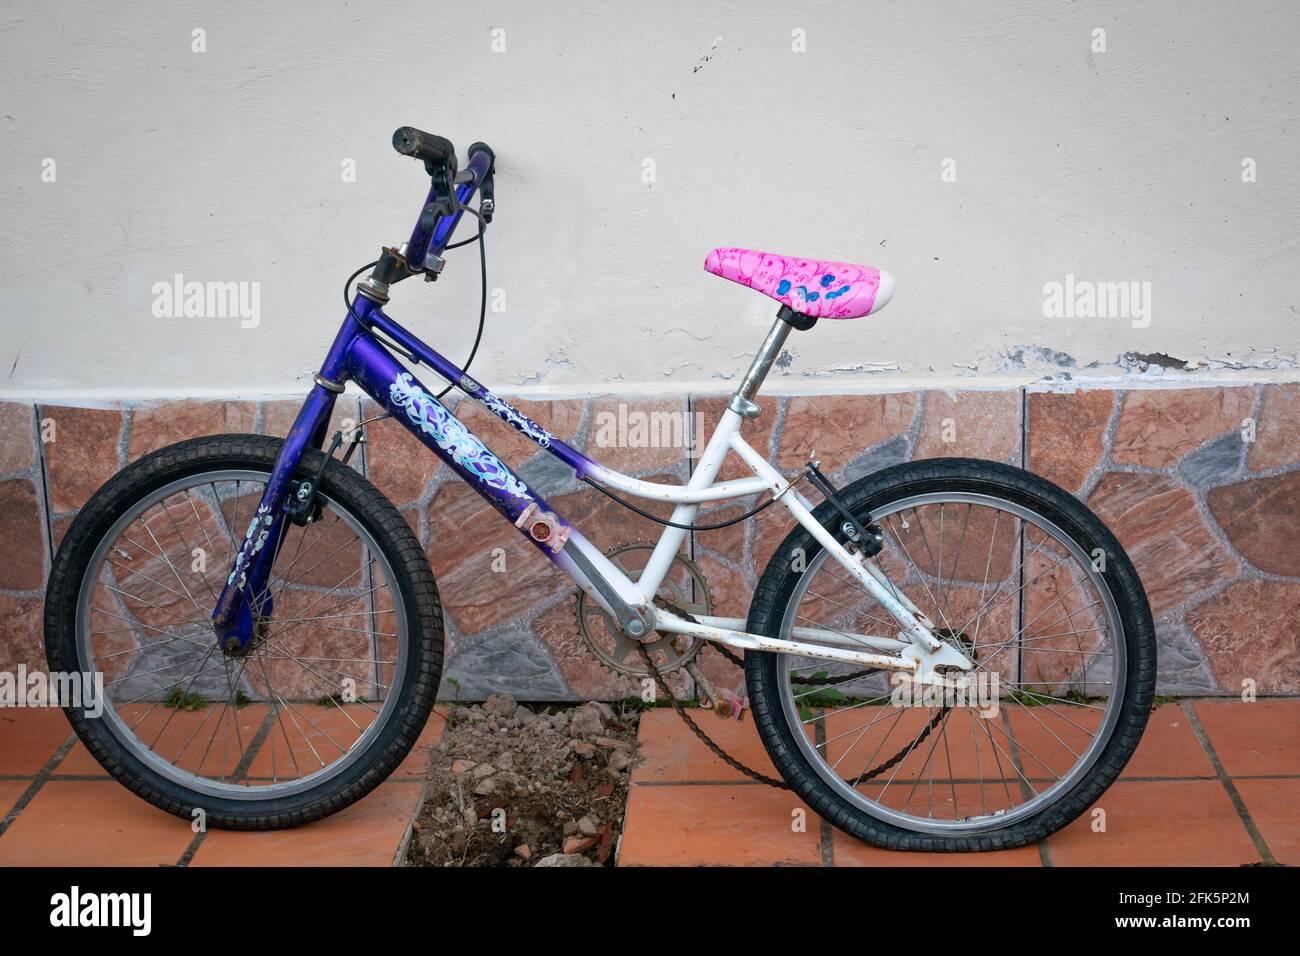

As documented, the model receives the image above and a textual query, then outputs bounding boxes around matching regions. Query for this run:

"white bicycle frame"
[552,315,974,686]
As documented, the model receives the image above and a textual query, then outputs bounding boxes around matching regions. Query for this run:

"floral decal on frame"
[390,372,533,502]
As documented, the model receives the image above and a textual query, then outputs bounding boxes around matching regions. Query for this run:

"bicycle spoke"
[776,489,1125,832]
[78,468,406,798]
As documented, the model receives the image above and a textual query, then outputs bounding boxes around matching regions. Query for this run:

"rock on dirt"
[534,852,598,867]
[568,701,609,738]
[407,696,642,867]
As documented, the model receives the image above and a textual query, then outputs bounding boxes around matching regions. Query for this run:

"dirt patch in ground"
[407,695,641,867]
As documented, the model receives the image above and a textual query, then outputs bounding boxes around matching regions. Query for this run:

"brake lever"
[480,171,495,224]
[418,163,461,232]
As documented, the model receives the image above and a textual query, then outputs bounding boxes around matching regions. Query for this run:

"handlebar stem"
[404,147,494,273]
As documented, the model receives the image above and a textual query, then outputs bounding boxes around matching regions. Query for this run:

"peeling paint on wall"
[0,2,1297,401]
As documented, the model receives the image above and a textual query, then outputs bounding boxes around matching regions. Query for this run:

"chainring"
[575,542,711,677]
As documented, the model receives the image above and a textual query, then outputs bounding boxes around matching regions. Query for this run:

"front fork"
[210,384,340,651]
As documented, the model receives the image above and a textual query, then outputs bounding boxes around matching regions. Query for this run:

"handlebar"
[389,126,496,278]
[391,126,457,172]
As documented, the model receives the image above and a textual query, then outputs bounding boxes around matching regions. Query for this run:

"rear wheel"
[746,458,1155,851]
[44,434,444,830]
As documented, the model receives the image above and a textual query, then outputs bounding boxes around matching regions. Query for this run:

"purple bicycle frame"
[210,151,603,649]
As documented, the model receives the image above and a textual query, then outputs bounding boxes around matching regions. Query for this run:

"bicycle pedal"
[713,687,748,722]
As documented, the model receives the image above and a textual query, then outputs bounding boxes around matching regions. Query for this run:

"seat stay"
[585,407,970,679]
[724,431,950,658]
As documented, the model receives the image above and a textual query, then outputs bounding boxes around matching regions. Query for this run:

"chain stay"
[645,596,949,790]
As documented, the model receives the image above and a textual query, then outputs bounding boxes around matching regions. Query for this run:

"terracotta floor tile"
[832,826,1043,866]
[396,708,446,778]
[189,781,422,866]
[49,743,111,776]
[56,702,442,786]
[56,703,271,777]
[244,704,377,781]
[0,780,30,818]
[618,784,820,866]
[819,705,1107,825]
[842,780,1052,836]
[1122,702,1216,777]
[191,703,441,781]
[1234,778,1300,865]
[1001,701,1215,782]
[825,705,1016,787]
[0,781,192,866]
[1191,699,1300,776]
[1044,780,1260,866]
[1003,704,1102,783]
[0,709,73,775]
[631,709,776,784]
[818,702,1188,790]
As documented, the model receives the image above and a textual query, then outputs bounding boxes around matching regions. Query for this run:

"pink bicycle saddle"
[704,247,895,320]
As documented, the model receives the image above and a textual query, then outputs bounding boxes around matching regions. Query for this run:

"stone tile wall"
[1028,385,1299,695]
[1,383,1294,699]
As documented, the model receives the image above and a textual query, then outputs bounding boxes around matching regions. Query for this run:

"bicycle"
[45,127,1156,851]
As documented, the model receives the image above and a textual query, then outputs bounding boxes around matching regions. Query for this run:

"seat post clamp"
[777,304,818,331]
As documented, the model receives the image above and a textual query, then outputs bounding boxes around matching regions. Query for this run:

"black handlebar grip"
[467,141,496,172]
[392,127,456,168]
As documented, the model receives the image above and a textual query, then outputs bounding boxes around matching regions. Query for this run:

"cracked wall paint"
[2,2,1297,399]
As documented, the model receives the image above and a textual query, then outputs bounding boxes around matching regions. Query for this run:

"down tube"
[348,337,550,520]
[346,336,612,587]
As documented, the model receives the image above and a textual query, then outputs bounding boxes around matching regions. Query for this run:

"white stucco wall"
[1,0,1297,401]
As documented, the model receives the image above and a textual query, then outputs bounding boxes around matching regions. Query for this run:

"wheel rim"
[775,491,1126,834]
[74,468,409,801]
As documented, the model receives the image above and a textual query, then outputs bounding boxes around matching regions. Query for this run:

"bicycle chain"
[645,597,949,790]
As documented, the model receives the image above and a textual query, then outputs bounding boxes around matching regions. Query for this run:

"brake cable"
[435,206,488,399]
[582,471,805,531]
[341,203,489,401]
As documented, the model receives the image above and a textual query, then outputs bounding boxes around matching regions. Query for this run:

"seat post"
[728,311,795,420]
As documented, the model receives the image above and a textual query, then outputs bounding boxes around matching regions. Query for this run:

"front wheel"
[44,434,444,830]
[746,458,1156,851]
